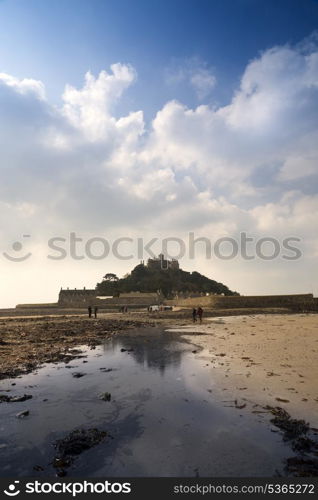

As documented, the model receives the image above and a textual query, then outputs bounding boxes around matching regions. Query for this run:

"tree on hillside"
[103,273,119,281]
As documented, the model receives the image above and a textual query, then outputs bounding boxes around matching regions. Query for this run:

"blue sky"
[1,0,318,117]
[0,0,318,306]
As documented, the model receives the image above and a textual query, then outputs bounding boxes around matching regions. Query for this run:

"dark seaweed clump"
[53,428,107,476]
[266,406,318,477]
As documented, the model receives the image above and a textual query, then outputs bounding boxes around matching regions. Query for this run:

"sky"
[0,0,318,307]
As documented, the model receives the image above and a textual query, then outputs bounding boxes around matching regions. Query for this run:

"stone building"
[58,288,161,308]
[147,253,179,270]
[58,288,97,307]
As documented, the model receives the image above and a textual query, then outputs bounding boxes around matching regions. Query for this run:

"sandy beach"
[1,311,318,477]
[169,313,318,427]
[1,311,317,425]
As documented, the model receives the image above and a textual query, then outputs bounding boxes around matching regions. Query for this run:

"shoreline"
[1,312,317,424]
[1,312,318,476]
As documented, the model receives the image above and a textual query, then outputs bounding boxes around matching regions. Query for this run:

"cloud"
[190,68,217,99]
[0,72,45,99]
[1,36,318,305]
[165,57,216,100]
[62,63,138,141]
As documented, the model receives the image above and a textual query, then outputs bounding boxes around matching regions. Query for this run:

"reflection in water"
[0,328,290,477]
[103,328,186,375]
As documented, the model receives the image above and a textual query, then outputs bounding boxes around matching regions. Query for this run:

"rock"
[56,469,67,477]
[72,372,86,378]
[16,410,29,418]
[99,392,111,402]
[266,406,309,439]
[0,394,32,403]
[235,402,246,409]
[292,436,318,452]
[53,457,71,469]
[33,465,44,471]
[286,456,318,476]
[53,428,107,470]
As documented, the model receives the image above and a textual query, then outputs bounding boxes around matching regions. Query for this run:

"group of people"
[192,306,203,323]
[88,306,98,318]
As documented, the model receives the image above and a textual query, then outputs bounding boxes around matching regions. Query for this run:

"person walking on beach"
[197,306,203,323]
[88,306,92,318]
[192,308,197,323]
[94,306,98,319]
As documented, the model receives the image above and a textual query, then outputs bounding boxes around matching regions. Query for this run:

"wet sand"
[1,312,318,476]
[0,329,293,477]
[168,313,318,427]
[1,312,317,425]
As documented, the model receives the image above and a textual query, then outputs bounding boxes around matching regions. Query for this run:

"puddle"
[0,327,291,477]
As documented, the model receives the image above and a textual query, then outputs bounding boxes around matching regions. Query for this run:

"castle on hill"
[145,253,179,270]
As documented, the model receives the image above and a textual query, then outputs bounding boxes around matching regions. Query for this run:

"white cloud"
[165,57,216,100]
[190,68,216,99]
[62,63,137,141]
[0,72,45,99]
[1,36,318,306]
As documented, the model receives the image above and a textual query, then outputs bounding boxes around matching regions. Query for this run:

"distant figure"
[94,306,98,318]
[192,308,197,323]
[88,306,92,318]
[197,306,203,323]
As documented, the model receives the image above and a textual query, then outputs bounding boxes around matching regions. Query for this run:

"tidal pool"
[0,327,290,477]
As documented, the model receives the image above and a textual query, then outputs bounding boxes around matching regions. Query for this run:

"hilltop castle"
[146,253,179,270]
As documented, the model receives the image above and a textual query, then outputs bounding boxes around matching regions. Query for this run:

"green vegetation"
[96,261,238,298]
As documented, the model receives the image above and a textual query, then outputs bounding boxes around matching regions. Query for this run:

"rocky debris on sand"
[266,406,318,476]
[99,392,111,402]
[266,406,309,439]
[72,372,86,378]
[292,436,318,453]
[53,428,107,475]
[0,317,150,380]
[68,349,83,355]
[120,348,134,352]
[286,457,318,476]
[0,394,32,403]
[16,410,29,418]
[99,368,113,373]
